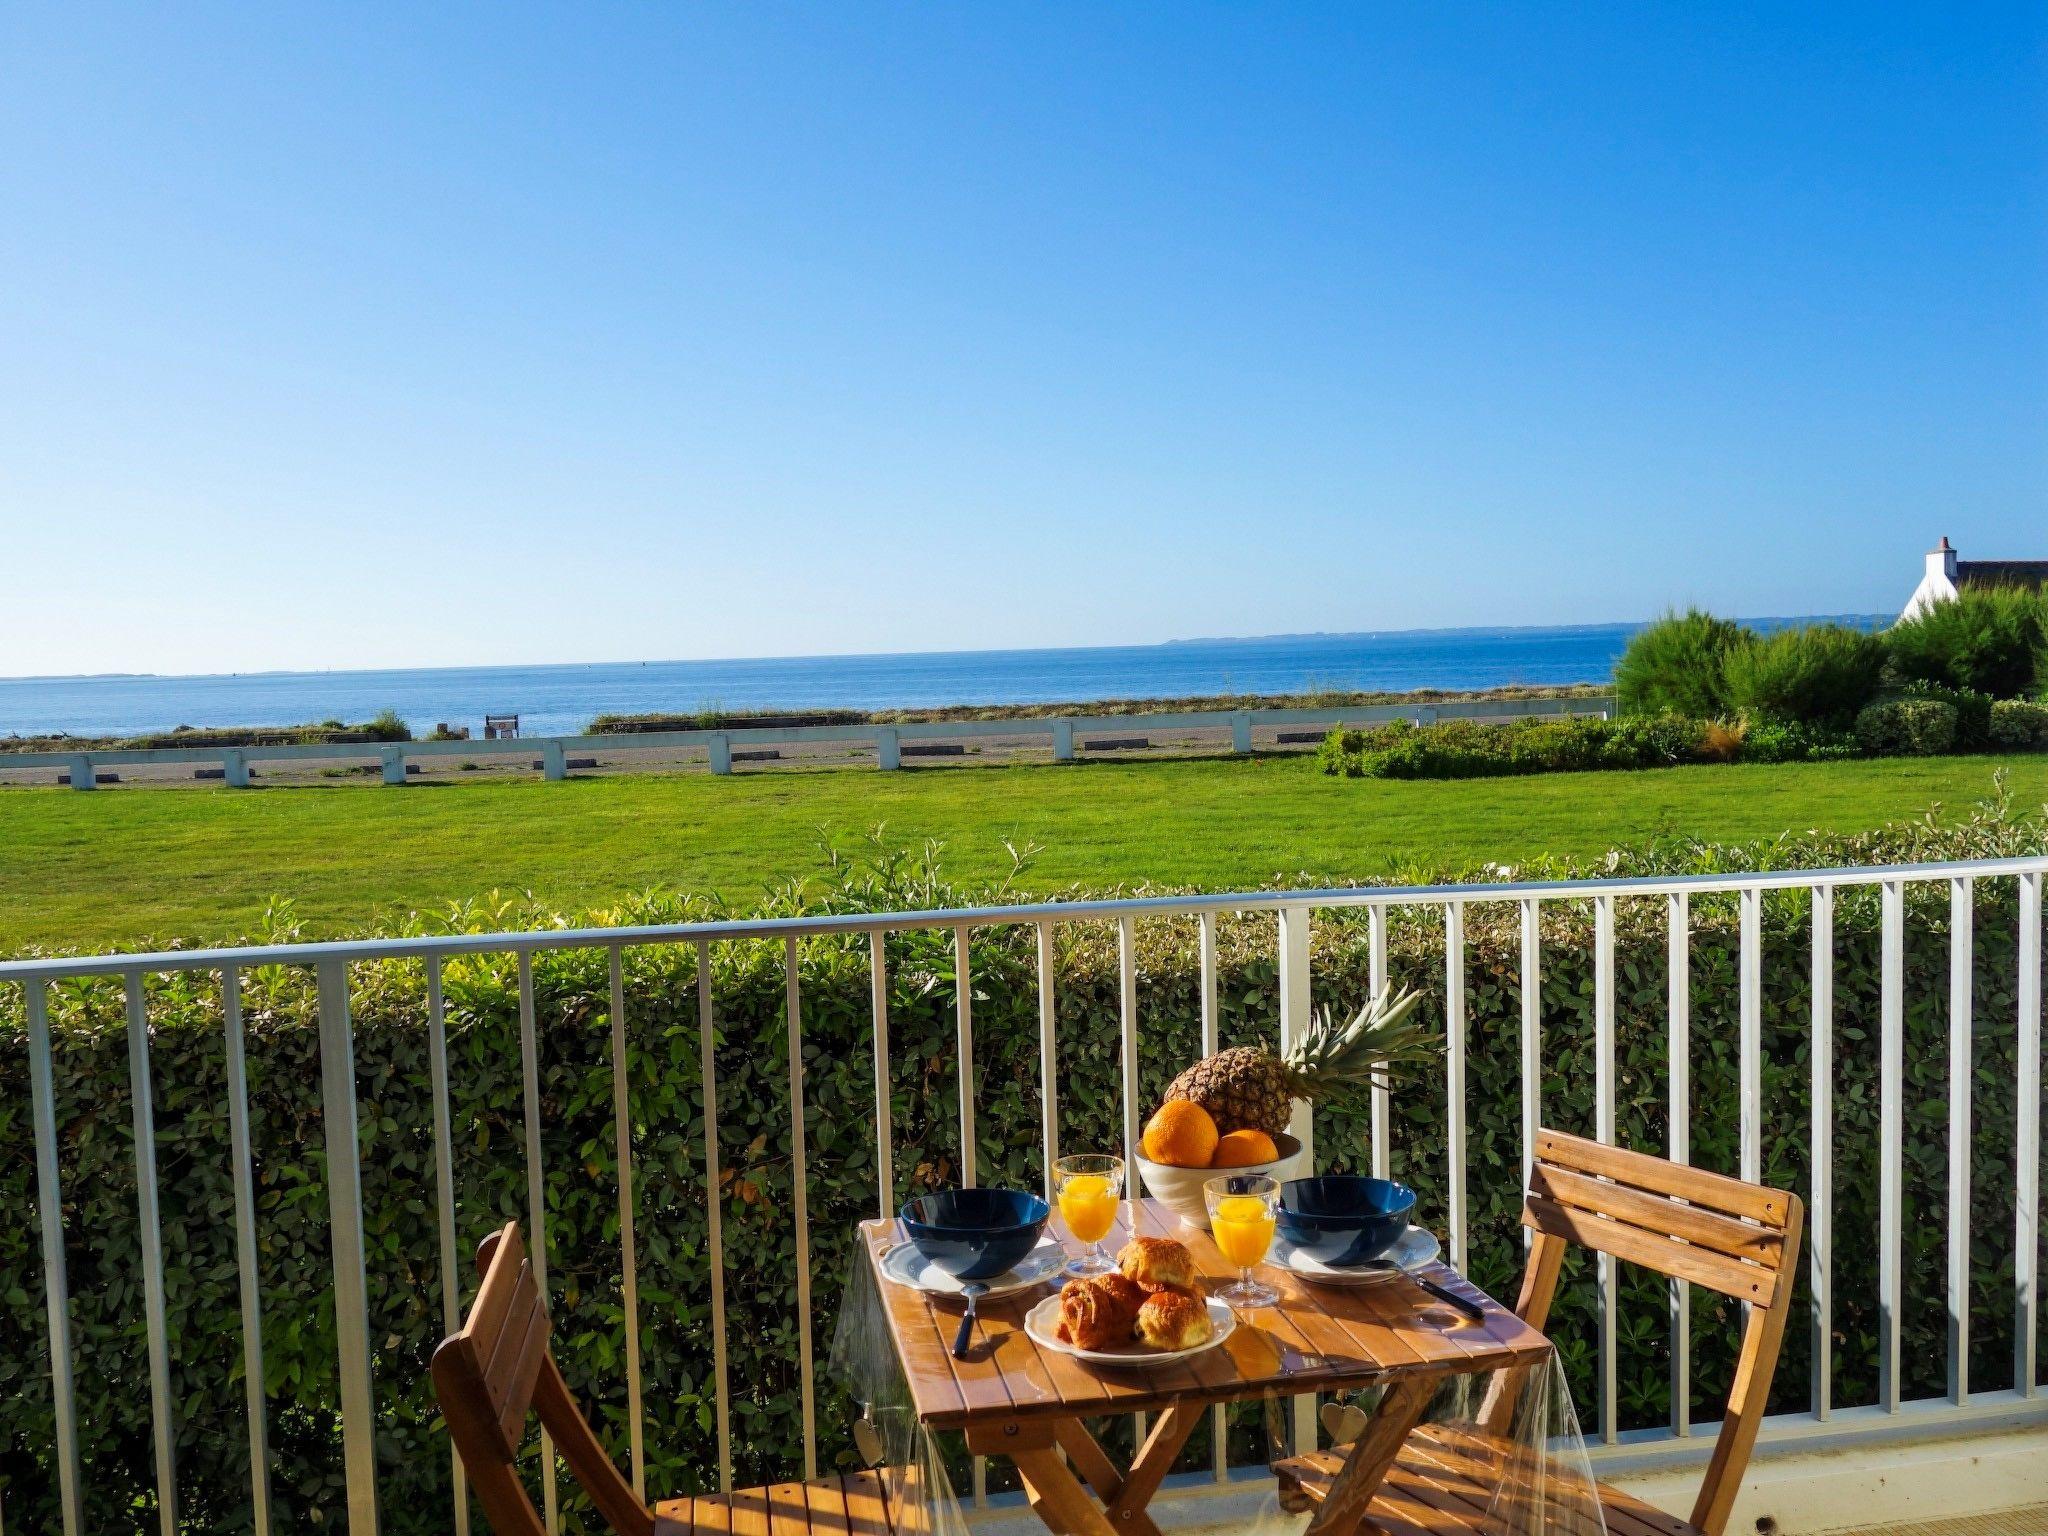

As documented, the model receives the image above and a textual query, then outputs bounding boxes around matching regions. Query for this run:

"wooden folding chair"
[1276,1128,1805,1536]
[432,1222,922,1536]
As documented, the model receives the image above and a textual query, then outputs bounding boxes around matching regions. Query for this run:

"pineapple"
[1162,987,1434,1136]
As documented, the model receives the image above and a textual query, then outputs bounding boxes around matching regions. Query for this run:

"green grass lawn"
[2,752,2041,954]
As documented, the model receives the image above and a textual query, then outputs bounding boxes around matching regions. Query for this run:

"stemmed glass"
[1053,1154,1124,1277]
[1204,1173,1280,1308]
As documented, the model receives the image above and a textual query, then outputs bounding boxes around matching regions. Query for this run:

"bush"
[1739,719,1861,764]
[1886,586,2048,698]
[1320,715,1708,779]
[4,805,2045,1532]
[1855,698,1958,756]
[1900,682,1993,751]
[1614,609,1752,718]
[1988,699,2048,750]
[1723,624,1885,725]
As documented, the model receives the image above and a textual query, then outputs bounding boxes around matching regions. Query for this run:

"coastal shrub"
[1988,699,2048,750]
[1899,682,1993,752]
[1885,586,2048,698]
[1723,623,1885,725]
[1855,697,1957,757]
[1738,719,1860,764]
[1613,609,1751,718]
[1319,715,1707,779]
[0,717,414,753]
[4,801,2045,1532]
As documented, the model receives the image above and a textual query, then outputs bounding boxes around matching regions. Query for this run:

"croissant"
[1134,1288,1212,1350]
[1056,1273,1145,1349]
[1117,1235,1198,1294]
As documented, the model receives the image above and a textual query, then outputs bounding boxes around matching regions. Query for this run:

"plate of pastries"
[1024,1236,1236,1366]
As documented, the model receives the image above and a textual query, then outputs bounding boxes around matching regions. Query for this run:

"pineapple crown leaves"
[1284,985,1440,1099]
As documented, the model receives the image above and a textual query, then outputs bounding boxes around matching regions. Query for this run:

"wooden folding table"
[859,1198,1552,1536]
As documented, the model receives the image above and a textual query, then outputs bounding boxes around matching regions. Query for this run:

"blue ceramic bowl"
[900,1188,1052,1281]
[1276,1176,1417,1266]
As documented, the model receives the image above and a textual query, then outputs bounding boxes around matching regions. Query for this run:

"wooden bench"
[433,1222,922,1536]
[1275,1128,1803,1536]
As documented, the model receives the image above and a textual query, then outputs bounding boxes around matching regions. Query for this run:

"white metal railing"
[0,692,1611,786]
[5,855,2044,1536]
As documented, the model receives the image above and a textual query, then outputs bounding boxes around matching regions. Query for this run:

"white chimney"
[1929,536,1958,582]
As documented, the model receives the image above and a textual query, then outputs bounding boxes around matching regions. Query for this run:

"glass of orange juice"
[1204,1174,1280,1307]
[1053,1154,1125,1276]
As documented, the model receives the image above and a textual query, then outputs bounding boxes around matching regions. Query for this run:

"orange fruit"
[1142,1100,1220,1168]
[1209,1128,1280,1168]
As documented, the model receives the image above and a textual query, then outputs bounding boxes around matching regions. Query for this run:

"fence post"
[1231,713,1252,754]
[541,740,567,781]
[222,749,251,788]
[67,753,94,790]
[709,734,732,775]
[875,727,901,770]
[379,747,406,786]
[1052,720,1074,761]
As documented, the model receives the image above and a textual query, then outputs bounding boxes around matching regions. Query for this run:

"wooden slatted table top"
[861,1198,1550,1430]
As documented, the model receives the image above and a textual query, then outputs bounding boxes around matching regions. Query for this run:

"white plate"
[880,1240,1068,1299]
[1024,1293,1237,1367]
[1272,1226,1441,1286]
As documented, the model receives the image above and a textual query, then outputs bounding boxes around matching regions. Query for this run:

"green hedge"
[1315,714,1872,779]
[4,802,2047,1533]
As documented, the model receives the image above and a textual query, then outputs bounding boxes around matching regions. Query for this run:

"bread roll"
[1134,1289,1212,1350]
[1056,1273,1145,1350]
[1117,1235,1198,1294]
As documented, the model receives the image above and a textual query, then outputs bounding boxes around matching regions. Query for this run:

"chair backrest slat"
[1530,1128,1790,1225]
[1514,1128,1803,1536]
[1529,1164,1785,1266]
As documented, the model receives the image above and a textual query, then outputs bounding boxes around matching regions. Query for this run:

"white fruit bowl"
[1135,1132,1310,1232]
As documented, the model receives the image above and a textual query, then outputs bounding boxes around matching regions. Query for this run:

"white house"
[1899,535,2048,621]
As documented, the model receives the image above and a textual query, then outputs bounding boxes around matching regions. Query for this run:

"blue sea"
[0,618,1886,740]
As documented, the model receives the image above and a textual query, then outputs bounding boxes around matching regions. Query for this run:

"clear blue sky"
[2,4,2043,676]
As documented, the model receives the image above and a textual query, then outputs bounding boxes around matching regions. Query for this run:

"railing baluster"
[783,939,816,1484]
[955,926,977,1187]
[1200,912,1227,1482]
[1668,892,1690,1437]
[1879,879,1905,1414]
[699,942,735,1492]
[1445,901,1466,1275]
[517,953,559,1531]
[610,950,647,1496]
[1118,916,1142,1179]
[1519,899,1541,1201]
[956,925,988,1507]
[1594,895,1616,1445]
[1276,904,1315,1454]
[1811,885,1834,1422]
[1200,912,1219,1057]
[1037,922,1058,1204]
[1739,889,1762,1188]
[221,967,273,1536]
[127,973,179,1535]
[26,979,84,1536]
[426,958,469,1533]
[870,932,893,1219]
[1949,877,1973,1407]
[317,959,379,1536]
[2017,871,2041,1399]
[1369,905,1389,1181]
[1117,916,1150,1449]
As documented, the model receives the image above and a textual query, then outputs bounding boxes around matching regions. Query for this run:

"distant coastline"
[0,615,1888,740]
